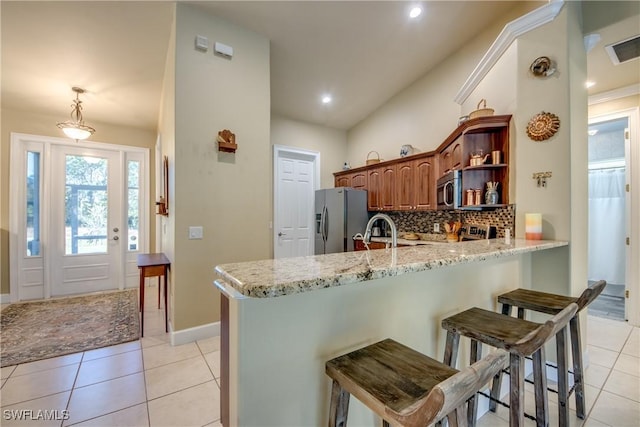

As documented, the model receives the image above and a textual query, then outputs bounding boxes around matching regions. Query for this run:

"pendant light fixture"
[57,87,95,140]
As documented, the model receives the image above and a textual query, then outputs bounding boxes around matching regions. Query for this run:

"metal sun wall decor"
[526,111,561,142]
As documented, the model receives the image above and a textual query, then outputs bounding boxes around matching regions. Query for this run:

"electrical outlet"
[433,223,440,233]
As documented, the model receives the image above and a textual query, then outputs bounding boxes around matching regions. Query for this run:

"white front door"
[273,146,320,259]
[10,133,149,301]
[50,145,123,296]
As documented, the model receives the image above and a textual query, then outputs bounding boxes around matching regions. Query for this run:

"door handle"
[113,236,119,241]
[278,232,286,237]
[323,206,329,241]
[113,227,119,232]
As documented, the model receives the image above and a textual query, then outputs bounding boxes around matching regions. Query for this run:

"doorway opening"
[587,115,629,321]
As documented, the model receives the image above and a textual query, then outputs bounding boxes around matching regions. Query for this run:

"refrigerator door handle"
[322,206,328,242]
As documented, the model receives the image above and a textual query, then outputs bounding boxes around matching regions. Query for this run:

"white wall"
[271,114,347,188]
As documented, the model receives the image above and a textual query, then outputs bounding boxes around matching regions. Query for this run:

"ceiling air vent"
[605,34,640,65]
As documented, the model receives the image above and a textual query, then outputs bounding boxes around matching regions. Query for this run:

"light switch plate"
[189,226,203,239]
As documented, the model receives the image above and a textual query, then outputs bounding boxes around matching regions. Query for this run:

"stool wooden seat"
[326,338,508,427]
[496,280,606,424]
[441,303,578,427]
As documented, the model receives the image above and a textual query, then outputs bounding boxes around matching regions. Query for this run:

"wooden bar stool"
[326,338,508,427]
[441,303,578,427]
[495,280,606,424]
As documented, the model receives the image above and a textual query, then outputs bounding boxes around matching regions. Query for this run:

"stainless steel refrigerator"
[314,188,368,255]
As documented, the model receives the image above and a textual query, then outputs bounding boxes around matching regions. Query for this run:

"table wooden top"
[137,253,170,268]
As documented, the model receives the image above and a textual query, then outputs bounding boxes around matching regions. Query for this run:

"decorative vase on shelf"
[485,182,499,205]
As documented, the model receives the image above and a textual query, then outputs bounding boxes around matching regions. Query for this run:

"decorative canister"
[474,189,482,205]
[466,189,474,206]
[485,182,499,204]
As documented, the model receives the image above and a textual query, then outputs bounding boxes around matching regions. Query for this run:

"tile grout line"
[580,322,637,426]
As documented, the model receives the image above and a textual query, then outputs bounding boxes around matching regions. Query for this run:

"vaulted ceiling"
[2,1,638,134]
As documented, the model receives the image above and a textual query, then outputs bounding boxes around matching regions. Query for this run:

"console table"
[137,253,170,337]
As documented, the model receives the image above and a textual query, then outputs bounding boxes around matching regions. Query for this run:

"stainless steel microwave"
[436,170,462,210]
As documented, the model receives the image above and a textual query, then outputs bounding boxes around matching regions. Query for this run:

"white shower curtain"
[588,167,626,285]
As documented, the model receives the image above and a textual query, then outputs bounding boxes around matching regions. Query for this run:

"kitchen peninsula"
[214,238,567,426]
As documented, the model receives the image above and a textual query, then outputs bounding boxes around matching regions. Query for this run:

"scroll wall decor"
[217,129,237,153]
[526,111,560,142]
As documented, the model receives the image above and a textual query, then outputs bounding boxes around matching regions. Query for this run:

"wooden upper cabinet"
[380,164,396,211]
[413,157,435,210]
[333,116,511,211]
[394,156,435,210]
[334,170,367,189]
[395,162,414,210]
[351,172,367,189]
[367,168,382,210]
[451,140,463,171]
[439,138,462,176]
[335,175,351,188]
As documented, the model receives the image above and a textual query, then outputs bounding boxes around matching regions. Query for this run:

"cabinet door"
[414,157,435,210]
[335,175,351,187]
[367,168,382,210]
[380,165,396,211]
[451,141,463,171]
[439,146,452,176]
[351,172,367,189]
[395,161,414,210]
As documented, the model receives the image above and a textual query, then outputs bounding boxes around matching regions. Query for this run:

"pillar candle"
[525,213,542,240]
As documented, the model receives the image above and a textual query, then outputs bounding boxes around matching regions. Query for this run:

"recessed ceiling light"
[321,95,332,104]
[585,80,596,88]
[409,6,422,19]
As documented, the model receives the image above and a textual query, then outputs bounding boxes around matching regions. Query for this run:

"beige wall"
[345,2,587,301]
[346,2,541,166]
[0,108,157,295]
[157,5,176,322]
[589,94,640,118]
[168,3,271,332]
[271,114,347,188]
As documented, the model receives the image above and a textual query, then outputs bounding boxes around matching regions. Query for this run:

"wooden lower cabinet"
[354,240,387,251]
[354,240,408,251]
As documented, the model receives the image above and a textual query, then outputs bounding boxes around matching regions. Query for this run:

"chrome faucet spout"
[363,213,397,248]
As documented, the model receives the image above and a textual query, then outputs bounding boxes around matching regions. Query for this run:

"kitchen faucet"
[363,213,398,248]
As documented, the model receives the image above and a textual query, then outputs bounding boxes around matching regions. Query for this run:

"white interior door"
[50,145,123,296]
[273,146,320,259]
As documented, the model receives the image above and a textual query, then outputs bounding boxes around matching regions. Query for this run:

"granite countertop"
[215,238,568,299]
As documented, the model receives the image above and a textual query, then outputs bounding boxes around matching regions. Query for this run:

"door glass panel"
[65,155,108,255]
[127,160,140,251]
[26,151,41,256]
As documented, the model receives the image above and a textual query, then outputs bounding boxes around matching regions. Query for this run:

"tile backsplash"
[386,205,515,238]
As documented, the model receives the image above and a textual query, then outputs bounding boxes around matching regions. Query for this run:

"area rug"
[1,289,139,367]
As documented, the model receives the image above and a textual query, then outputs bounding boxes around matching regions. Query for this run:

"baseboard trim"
[170,321,220,346]
[1,294,11,304]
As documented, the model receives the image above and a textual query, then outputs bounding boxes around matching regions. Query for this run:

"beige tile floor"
[1,293,639,426]
[1,289,222,427]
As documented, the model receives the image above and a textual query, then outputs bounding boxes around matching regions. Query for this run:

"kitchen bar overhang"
[214,238,568,425]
